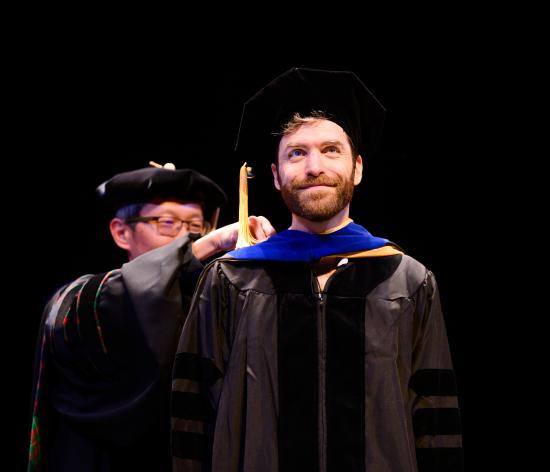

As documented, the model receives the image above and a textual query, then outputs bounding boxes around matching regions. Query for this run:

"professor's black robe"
[29,236,202,471]
[171,249,463,471]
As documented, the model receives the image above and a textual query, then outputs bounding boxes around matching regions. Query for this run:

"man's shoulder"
[387,253,438,296]
[400,253,428,276]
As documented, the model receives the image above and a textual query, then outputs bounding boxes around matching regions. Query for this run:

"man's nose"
[304,151,323,176]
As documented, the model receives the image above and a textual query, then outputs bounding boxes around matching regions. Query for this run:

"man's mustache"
[292,176,340,189]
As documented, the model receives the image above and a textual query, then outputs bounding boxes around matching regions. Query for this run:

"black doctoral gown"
[29,236,203,471]
[171,252,463,471]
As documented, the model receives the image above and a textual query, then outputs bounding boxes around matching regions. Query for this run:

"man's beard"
[279,169,356,222]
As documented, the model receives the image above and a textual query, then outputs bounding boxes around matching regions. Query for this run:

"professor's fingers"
[248,215,276,241]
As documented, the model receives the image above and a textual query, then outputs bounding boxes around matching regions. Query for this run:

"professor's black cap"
[96,165,227,219]
[235,67,386,161]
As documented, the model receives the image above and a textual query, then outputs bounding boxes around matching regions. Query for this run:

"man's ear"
[109,218,132,251]
[271,163,281,191]
[354,155,363,186]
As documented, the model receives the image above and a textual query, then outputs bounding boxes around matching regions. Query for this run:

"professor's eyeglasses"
[125,216,209,237]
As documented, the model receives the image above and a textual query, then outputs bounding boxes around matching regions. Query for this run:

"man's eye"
[288,149,305,158]
[324,146,339,154]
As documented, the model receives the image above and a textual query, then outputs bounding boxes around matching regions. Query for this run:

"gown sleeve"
[409,270,464,471]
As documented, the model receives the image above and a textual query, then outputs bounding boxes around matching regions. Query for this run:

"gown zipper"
[315,274,327,472]
[313,261,347,472]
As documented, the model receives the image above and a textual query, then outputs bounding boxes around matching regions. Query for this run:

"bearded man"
[170,68,463,472]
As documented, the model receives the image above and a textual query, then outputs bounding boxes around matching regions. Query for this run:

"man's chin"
[302,213,336,222]
[295,204,340,222]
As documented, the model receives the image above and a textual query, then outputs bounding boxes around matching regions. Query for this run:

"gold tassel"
[236,162,259,248]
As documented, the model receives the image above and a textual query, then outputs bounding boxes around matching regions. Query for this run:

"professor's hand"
[192,216,276,261]
[217,216,276,252]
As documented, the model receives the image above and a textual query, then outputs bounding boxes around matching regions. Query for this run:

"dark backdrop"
[11,47,490,468]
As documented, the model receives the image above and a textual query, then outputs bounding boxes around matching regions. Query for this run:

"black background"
[8,29,504,468]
